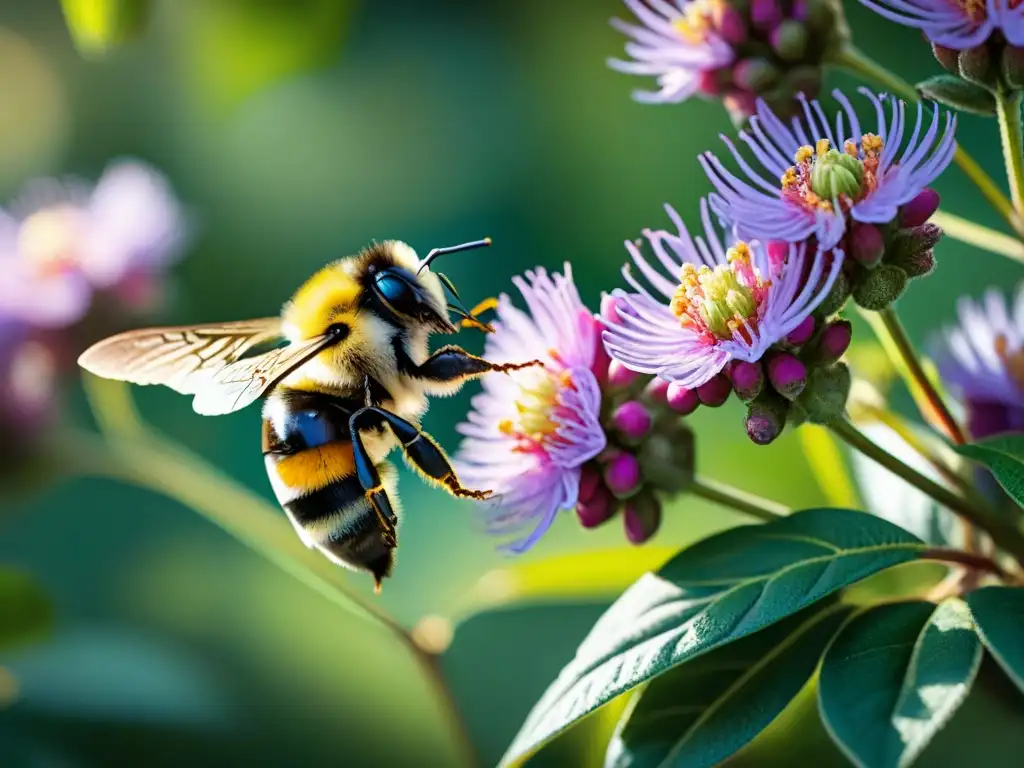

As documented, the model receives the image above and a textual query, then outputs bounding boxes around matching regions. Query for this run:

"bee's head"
[360,241,460,335]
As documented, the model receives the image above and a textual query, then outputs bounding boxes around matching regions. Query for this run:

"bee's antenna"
[417,237,492,275]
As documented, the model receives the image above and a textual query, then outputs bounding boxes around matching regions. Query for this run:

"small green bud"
[853,264,908,311]
[958,45,995,87]
[797,363,851,425]
[916,74,996,116]
[815,268,850,317]
[733,58,780,91]
[771,21,808,63]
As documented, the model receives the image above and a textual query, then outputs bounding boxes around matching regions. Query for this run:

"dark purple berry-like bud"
[667,382,700,415]
[786,315,815,345]
[730,361,764,402]
[604,452,642,498]
[608,359,641,389]
[697,373,732,407]
[745,396,787,445]
[899,188,941,228]
[768,353,807,400]
[645,376,670,404]
[717,6,748,45]
[850,222,885,267]
[623,492,662,544]
[578,463,601,504]
[750,0,783,32]
[577,486,616,529]
[613,401,653,442]
[817,320,852,362]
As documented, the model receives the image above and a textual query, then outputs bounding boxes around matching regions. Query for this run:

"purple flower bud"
[623,492,662,545]
[717,6,748,45]
[607,359,641,389]
[901,249,937,279]
[850,222,885,268]
[697,372,731,407]
[577,486,617,529]
[768,353,807,400]
[750,0,783,32]
[600,293,622,324]
[603,451,642,498]
[645,376,670,404]
[792,0,808,20]
[771,21,808,62]
[817,320,852,362]
[667,382,700,415]
[786,315,816,345]
[578,463,601,504]
[899,188,941,228]
[613,400,653,442]
[745,397,787,446]
[729,361,764,402]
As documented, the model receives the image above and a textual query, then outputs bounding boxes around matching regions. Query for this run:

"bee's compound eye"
[374,270,418,314]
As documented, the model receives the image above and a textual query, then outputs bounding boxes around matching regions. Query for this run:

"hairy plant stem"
[997,90,1024,216]
[691,475,789,523]
[829,418,1024,563]
[835,45,1024,238]
[79,377,479,768]
[931,210,1024,264]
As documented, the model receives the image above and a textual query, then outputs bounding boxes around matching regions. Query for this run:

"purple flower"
[608,0,735,105]
[857,0,1024,49]
[701,88,956,251]
[601,199,843,390]
[0,159,188,328]
[934,286,1024,440]
[454,266,608,552]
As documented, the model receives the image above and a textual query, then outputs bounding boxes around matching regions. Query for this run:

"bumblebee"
[79,238,537,590]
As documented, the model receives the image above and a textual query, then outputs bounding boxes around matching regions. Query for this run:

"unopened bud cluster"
[698,0,848,123]
[581,300,698,543]
[925,39,1024,114]
[821,188,942,313]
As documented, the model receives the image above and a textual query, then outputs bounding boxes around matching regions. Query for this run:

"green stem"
[931,210,1024,264]
[877,307,966,445]
[690,475,789,523]
[835,45,1024,237]
[829,418,1024,563]
[996,90,1024,217]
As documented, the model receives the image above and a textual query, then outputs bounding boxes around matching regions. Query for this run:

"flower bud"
[717,6,749,45]
[784,65,822,98]
[785,315,815,346]
[613,401,653,443]
[852,264,908,311]
[889,223,943,262]
[645,376,670,404]
[578,463,601,504]
[768,353,807,400]
[850,222,885,268]
[733,58,780,92]
[957,45,994,87]
[603,451,642,499]
[697,372,732,407]
[577,486,617,529]
[814,319,852,363]
[730,360,764,402]
[607,359,641,389]
[899,188,940,228]
[898,249,936,279]
[815,268,849,316]
[623,491,662,545]
[1002,46,1024,90]
[750,0,783,32]
[745,392,788,445]
[771,21,808,62]
[667,382,700,415]
[797,362,851,424]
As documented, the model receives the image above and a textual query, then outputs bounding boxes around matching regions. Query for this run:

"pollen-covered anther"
[669,245,766,342]
[780,133,885,213]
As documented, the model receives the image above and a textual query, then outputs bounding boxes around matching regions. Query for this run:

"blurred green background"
[1,2,1023,766]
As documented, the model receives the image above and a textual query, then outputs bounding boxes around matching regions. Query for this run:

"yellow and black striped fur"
[78,238,539,590]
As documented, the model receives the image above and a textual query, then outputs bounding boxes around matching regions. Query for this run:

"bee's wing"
[190,334,338,416]
[78,318,285,396]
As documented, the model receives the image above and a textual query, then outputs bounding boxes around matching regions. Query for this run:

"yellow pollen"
[671,0,723,45]
[815,138,830,156]
[844,140,858,157]
[781,168,799,188]
[726,242,751,264]
[861,133,883,154]
[500,367,566,445]
[794,145,814,164]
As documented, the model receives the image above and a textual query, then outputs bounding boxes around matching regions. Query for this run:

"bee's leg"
[348,408,400,547]
[411,345,543,394]
[350,405,492,500]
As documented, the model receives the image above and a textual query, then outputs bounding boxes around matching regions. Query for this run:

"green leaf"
[819,599,982,768]
[0,567,53,651]
[955,434,1024,509]
[606,601,853,768]
[966,586,1024,695]
[500,509,926,767]
[916,75,996,116]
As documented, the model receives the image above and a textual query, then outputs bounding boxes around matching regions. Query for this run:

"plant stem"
[835,45,1024,237]
[877,308,966,445]
[829,418,1024,562]
[691,475,789,523]
[931,210,1024,264]
[921,547,1010,580]
[996,90,1024,217]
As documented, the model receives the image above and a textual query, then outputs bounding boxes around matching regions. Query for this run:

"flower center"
[498,364,574,452]
[18,206,85,278]
[669,242,768,343]
[781,136,883,213]
[995,335,1024,391]
[672,0,725,45]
